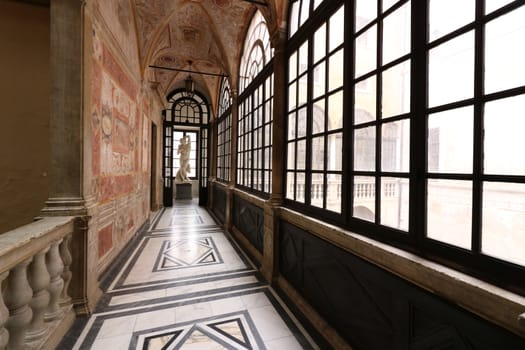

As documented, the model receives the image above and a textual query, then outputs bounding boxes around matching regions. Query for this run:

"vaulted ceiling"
[91,0,287,113]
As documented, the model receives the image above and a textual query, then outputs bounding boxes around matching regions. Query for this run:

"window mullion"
[375,0,383,225]
[472,0,485,254]
[410,0,428,247]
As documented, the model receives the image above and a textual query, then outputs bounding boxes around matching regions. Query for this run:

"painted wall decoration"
[90,24,153,260]
[95,0,140,75]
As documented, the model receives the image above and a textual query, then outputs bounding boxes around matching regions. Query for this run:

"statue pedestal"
[175,183,192,200]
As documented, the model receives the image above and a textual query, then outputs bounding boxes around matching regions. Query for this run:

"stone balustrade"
[0,217,76,349]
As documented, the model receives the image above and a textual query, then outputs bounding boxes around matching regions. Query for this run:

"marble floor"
[60,200,320,350]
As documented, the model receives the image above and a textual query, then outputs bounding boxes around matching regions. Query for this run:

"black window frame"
[285,0,525,295]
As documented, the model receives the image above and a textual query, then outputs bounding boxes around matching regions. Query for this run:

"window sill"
[279,206,525,338]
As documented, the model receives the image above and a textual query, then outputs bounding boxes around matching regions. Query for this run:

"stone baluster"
[26,247,51,341]
[0,271,10,350]
[45,240,64,321]
[3,259,33,349]
[59,235,72,306]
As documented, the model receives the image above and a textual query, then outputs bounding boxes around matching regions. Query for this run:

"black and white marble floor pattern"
[60,200,320,350]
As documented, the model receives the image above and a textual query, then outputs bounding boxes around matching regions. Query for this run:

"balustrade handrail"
[0,217,75,274]
[0,216,76,349]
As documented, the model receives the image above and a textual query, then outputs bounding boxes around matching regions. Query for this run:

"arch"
[166,89,210,125]
[239,10,273,93]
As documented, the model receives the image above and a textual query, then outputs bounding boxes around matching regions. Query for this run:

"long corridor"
[60,200,320,349]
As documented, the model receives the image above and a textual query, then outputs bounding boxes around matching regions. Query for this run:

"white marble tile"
[175,302,213,323]
[96,314,137,339]
[89,334,133,350]
[265,335,306,350]
[241,292,272,309]
[248,305,292,342]
[210,296,246,316]
[134,308,176,331]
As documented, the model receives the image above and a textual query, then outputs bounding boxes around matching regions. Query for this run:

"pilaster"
[261,28,287,283]
[41,0,86,217]
[225,89,239,230]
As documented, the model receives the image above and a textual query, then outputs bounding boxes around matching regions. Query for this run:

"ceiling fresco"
[91,0,287,113]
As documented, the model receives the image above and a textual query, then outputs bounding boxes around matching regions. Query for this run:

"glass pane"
[355,76,377,124]
[328,91,343,131]
[329,49,344,91]
[288,82,296,111]
[428,0,474,42]
[311,173,324,208]
[288,112,296,139]
[313,62,326,99]
[289,1,299,38]
[428,31,474,107]
[297,107,307,138]
[356,0,377,32]
[287,142,295,170]
[355,24,377,78]
[382,1,411,64]
[428,106,473,173]
[485,6,525,94]
[482,182,525,266]
[286,172,295,199]
[314,23,326,63]
[354,126,375,171]
[299,41,309,75]
[329,6,345,51]
[353,176,376,221]
[382,119,410,172]
[289,51,297,81]
[327,174,342,213]
[313,99,326,134]
[311,136,325,171]
[382,59,410,118]
[382,0,398,12]
[300,0,310,26]
[484,95,525,175]
[297,139,306,170]
[328,133,343,171]
[381,177,409,231]
[299,74,308,106]
[427,179,472,249]
[297,172,306,203]
[485,0,514,14]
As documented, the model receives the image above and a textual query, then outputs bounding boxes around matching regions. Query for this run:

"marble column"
[262,28,287,283]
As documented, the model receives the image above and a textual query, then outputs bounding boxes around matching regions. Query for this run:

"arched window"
[239,10,273,93]
[166,91,209,125]
[217,77,232,182]
[237,10,274,195]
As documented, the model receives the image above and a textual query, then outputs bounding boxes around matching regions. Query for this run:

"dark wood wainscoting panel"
[279,221,525,350]
[232,195,264,254]
[212,186,226,224]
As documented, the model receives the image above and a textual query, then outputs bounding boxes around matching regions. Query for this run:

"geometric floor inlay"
[135,313,260,350]
[153,237,223,272]
[169,215,204,226]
